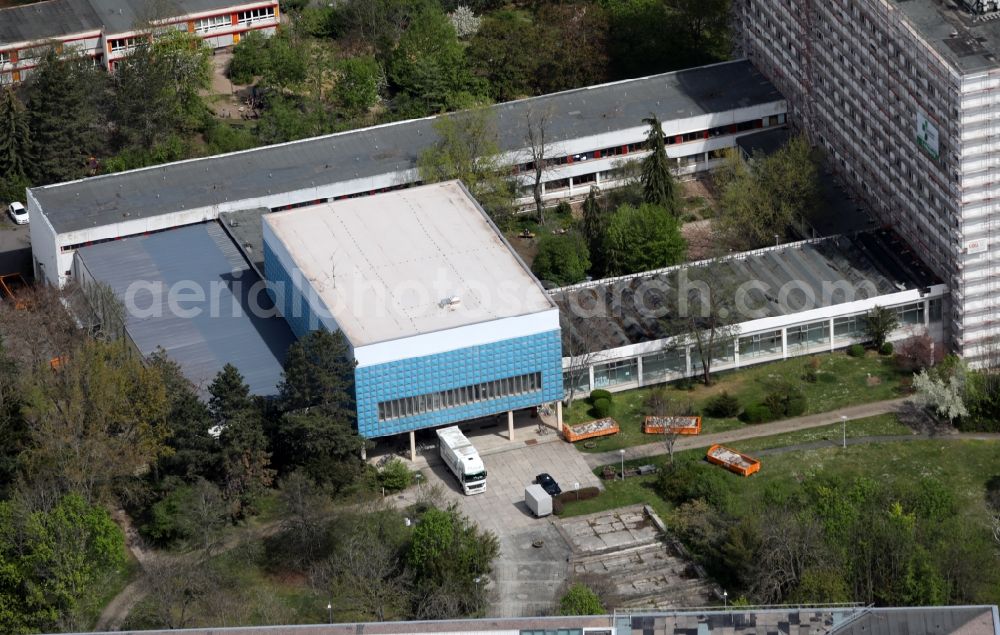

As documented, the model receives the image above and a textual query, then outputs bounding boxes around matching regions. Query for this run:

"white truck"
[436,426,487,495]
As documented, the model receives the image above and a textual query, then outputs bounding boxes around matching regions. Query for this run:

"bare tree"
[663,260,742,386]
[557,312,605,407]
[141,558,217,630]
[524,106,554,223]
[747,511,827,604]
[276,470,334,568]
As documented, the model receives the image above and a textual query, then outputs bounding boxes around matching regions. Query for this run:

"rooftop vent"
[439,296,461,310]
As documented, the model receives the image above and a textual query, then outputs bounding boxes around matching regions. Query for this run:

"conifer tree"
[0,88,30,181]
[641,115,679,215]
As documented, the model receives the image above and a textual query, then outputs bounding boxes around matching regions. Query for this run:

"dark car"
[535,473,561,496]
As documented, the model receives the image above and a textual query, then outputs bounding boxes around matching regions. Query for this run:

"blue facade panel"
[355,330,563,438]
[264,241,322,340]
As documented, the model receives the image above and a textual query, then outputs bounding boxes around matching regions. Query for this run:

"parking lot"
[416,438,602,617]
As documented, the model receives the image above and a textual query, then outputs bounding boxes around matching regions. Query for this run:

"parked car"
[534,473,561,496]
[7,202,28,225]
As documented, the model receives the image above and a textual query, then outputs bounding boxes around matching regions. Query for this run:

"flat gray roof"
[74,222,296,396]
[0,0,244,44]
[61,606,999,635]
[553,230,941,355]
[893,0,1000,73]
[32,59,783,234]
[264,182,555,347]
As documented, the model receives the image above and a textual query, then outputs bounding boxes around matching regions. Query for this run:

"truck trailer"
[436,426,487,495]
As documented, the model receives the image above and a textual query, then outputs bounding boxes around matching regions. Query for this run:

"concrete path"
[583,396,913,469]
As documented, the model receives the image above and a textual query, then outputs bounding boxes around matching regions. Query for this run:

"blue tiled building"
[262,182,563,439]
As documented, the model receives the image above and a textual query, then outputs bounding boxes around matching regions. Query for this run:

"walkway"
[584,396,912,469]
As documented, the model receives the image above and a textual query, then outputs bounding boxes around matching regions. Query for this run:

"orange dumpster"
[563,417,620,442]
[643,415,702,435]
[706,444,761,477]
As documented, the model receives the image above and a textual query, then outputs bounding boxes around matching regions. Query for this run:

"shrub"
[559,583,604,615]
[704,391,741,418]
[740,403,774,424]
[589,389,612,402]
[379,458,412,491]
[803,369,818,383]
[847,343,866,358]
[555,486,600,503]
[894,334,936,372]
[880,341,894,356]
[592,397,612,418]
[761,384,807,418]
[552,497,565,515]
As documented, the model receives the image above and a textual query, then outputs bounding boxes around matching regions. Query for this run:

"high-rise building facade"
[735,0,1000,363]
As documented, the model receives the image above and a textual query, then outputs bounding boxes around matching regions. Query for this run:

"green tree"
[147,350,219,482]
[581,187,607,275]
[716,135,820,249]
[665,0,731,65]
[261,32,308,89]
[25,51,104,184]
[0,337,25,495]
[641,115,678,214]
[388,5,480,114]
[467,12,540,101]
[0,88,30,183]
[278,329,356,414]
[208,363,254,429]
[864,305,899,350]
[335,56,384,116]
[229,30,269,84]
[418,107,514,224]
[0,494,125,633]
[19,339,170,504]
[558,583,603,615]
[602,202,686,276]
[273,409,366,491]
[408,506,499,618]
[531,231,590,287]
[109,31,211,149]
[218,408,274,518]
[535,3,610,94]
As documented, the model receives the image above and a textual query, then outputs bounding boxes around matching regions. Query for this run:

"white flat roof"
[264,181,556,347]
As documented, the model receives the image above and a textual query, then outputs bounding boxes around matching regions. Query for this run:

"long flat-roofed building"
[29,59,786,287]
[554,230,947,396]
[263,181,563,439]
[735,0,1000,364]
[0,0,279,84]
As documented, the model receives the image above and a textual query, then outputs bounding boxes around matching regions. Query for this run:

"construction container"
[562,417,619,442]
[643,415,702,435]
[706,444,761,477]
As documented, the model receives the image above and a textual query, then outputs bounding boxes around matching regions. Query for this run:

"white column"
[556,401,563,428]
[595,171,602,184]
[588,365,595,392]
[781,328,789,359]
[507,410,514,441]
[924,299,931,326]
[733,343,741,369]
[409,430,416,462]
[568,176,574,196]
[829,318,836,352]
[361,445,367,461]
[684,347,692,377]
[636,355,644,386]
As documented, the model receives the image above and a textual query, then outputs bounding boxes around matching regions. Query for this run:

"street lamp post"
[619,449,626,481]
[841,415,847,449]
[327,602,333,624]
[723,590,728,609]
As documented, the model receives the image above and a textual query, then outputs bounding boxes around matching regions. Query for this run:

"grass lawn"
[561,419,1000,528]
[564,350,909,453]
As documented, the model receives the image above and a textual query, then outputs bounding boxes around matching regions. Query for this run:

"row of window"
[569,300,944,392]
[514,116,774,174]
[377,372,542,422]
[238,7,276,25]
[109,36,144,52]
[195,15,231,33]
